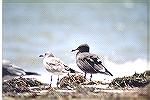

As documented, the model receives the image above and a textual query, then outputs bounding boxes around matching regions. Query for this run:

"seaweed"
[109,70,150,88]
[2,77,48,94]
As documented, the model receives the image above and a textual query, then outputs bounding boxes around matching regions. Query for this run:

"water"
[2,2,149,85]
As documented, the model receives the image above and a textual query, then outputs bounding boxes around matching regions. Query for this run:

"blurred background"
[2,1,149,83]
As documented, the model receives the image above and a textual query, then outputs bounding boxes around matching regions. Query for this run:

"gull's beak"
[71,49,77,52]
[39,55,44,57]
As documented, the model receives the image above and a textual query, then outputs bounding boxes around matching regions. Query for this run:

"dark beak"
[39,55,44,57]
[71,49,77,52]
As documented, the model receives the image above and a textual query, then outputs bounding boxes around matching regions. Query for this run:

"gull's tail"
[25,71,40,75]
[99,64,113,76]
[104,68,113,76]
[63,64,79,73]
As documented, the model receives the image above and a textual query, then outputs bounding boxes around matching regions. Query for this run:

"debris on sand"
[59,74,86,89]
[109,70,150,88]
[2,77,50,94]
[2,70,150,99]
[59,74,107,89]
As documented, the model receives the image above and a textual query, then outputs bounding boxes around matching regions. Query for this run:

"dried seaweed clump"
[3,77,44,93]
[109,70,150,88]
[59,74,86,89]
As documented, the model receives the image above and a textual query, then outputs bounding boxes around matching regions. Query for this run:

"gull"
[71,44,113,81]
[39,51,77,87]
[2,60,40,81]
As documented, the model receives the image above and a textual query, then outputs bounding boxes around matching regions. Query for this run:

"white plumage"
[39,51,76,87]
[42,52,69,75]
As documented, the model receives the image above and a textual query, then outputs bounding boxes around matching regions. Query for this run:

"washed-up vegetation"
[2,70,150,100]
[109,70,150,89]
[59,74,86,89]
[2,77,50,94]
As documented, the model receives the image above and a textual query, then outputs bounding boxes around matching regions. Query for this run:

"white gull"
[39,51,77,87]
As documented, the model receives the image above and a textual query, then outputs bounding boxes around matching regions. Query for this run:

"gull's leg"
[90,74,92,81]
[84,72,87,79]
[50,75,52,87]
[57,75,60,88]
[20,74,24,78]
[67,72,70,76]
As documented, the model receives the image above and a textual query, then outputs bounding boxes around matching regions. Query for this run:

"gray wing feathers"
[2,64,40,77]
[77,53,113,76]
[2,64,26,76]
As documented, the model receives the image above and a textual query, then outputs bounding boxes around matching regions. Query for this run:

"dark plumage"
[72,44,113,80]
[2,60,40,80]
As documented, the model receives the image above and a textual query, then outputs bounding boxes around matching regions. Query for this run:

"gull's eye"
[45,53,47,56]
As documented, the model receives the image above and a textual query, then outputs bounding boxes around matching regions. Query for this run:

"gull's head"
[39,51,55,58]
[71,44,90,53]
[2,59,11,65]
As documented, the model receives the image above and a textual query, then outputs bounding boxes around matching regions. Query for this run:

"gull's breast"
[43,57,66,74]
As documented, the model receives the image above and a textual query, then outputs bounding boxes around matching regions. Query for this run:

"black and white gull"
[71,44,113,81]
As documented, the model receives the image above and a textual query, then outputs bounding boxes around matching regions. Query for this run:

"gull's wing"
[44,57,68,73]
[77,53,113,76]
[76,53,98,73]
[2,64,26,77]
[45,57,78,74]
[2,64,40,77]
[88,53,113,76]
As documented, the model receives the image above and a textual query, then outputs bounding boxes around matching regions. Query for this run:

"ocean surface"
[2,2,149,85]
